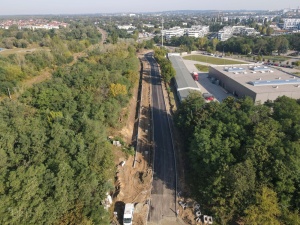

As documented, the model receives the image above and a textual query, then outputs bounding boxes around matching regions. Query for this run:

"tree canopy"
[0,35,139,224]
[175,95,300,224]
[158,33,300,56]
[154,47,176,83]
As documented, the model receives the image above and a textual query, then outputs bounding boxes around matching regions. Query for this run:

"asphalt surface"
[182,59,233,102]
[196,73,233,102]
[145,53,177,224]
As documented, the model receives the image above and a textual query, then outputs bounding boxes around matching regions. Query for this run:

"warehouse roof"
[169,55,200,91]
[210,64,300,93]
[249,78,300,86]
[168,54,201,101]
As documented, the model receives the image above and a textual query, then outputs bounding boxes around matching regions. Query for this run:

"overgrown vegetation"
[0,22,102,95]
[217,35,296,55]
[175,93,300,224]
[0,23,139,224]
[158,33,300,56]
[194,64,209,72]
[153,47,176,83]
[184,55,247,65]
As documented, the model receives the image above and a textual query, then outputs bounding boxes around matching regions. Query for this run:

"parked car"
[203,93,215,102]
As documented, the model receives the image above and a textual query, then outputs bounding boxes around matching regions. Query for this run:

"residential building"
[218,26,234,41]
[232,26,246,34]
[241,27,260,36]
[186,25,209,38]
[162,25,209,39]
[162,26,184,39]
[117,24,136,30]
[143,24,154,28]
[282,18,300,30]
[218,26,259,41]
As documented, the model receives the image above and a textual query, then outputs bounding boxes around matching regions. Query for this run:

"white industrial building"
[209,64,300,103]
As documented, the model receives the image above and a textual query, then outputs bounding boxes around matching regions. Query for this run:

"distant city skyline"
[0,0,299,15]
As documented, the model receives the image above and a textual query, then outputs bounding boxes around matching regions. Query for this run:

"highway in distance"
[145,52,177,224]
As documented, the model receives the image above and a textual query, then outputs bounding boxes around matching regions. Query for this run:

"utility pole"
[161,18,164,47]
[7,88,11,99]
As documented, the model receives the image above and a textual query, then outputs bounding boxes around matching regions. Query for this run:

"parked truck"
[192,72,199,81]
[123,203,134,225]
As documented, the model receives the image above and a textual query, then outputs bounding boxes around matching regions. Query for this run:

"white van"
[123,203,134,225]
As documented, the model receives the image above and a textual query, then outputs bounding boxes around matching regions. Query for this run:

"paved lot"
[196,73,232,102]
[182,59,232,102]
[270,65,300,74]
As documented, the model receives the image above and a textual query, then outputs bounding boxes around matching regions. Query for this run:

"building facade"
[283,18,300,30]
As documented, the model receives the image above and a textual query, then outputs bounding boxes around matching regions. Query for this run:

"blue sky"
[1,0,299,15]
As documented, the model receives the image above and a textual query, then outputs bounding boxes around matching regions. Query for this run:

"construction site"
[109,51,212,225]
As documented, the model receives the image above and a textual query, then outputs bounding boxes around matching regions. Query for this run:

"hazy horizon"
[0,0,299,15]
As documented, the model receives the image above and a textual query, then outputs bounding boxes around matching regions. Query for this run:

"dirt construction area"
[110,51,153,225]
[111,51,210,225]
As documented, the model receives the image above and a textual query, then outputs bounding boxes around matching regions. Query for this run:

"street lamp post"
[223,47,225,65]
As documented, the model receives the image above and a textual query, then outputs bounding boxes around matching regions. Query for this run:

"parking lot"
[182,58,232,102]
[196,73,232,102]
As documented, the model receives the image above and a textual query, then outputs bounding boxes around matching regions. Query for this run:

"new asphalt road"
[145,53,177,224]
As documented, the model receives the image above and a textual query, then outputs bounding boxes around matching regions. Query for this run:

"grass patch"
[195,64,209,72]
[183,55,248,65]
[166,82,177,112]
[262,55,289,62]
[0,47,49,56]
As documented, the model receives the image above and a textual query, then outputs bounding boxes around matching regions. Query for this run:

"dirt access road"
[111,51,154,225]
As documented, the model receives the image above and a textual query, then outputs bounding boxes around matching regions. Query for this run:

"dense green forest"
[175,93,300,224]
[0,24,139,224]
[216,35,297,55]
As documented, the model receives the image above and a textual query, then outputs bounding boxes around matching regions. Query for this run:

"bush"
[293,61,300,66]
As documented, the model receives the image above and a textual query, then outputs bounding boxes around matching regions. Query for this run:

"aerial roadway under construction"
[144,52,178,225]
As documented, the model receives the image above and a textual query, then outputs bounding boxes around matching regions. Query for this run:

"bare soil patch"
[110,50,153,225]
